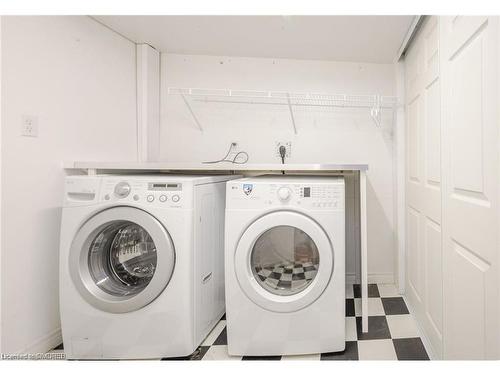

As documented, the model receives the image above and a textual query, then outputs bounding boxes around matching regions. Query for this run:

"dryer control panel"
[227,178,345,211]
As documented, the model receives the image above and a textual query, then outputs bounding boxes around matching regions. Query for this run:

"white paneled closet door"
[441,16,499,359]
[404,16,443,359]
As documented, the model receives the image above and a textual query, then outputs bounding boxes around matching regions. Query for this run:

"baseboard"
[368,273,394,284]
[402,295,438,360]
[346,273,395,285]
[346,273,359,284]
[15,327,62,355]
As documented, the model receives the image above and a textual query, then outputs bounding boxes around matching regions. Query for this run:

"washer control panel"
[270,184,343,209]
[101,179,184,207]
[228,179,344,210]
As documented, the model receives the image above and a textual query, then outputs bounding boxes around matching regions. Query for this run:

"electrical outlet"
[21,115,38,137]
[275,141,292,158]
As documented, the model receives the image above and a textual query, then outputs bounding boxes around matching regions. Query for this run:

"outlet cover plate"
[21,115,38,137]
[275,141,292,158]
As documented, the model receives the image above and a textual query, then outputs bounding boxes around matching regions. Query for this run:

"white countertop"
[66,162,369,172]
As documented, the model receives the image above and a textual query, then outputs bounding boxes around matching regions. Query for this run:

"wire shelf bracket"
[370,95,382,127]
[180,91,204,132]
[286,92,298,135]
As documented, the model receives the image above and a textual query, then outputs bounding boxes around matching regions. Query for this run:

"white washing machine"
[59,174,239,359]
[225,175,345,356]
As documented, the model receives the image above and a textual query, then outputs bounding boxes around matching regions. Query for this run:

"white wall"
[0,16,137,354]
[160,53,397,281]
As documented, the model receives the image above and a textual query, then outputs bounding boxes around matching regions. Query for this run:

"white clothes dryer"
[224,175,345,356]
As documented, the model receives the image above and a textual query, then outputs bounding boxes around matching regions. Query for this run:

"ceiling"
[95,16,416,64]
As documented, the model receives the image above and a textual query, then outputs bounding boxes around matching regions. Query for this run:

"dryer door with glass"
[234,210,334,313]
[69,206,175,313]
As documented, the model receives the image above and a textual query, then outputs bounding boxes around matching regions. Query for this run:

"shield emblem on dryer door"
[243,184,253,195]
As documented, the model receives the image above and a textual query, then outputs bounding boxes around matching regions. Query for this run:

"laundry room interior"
[0,4,499,366]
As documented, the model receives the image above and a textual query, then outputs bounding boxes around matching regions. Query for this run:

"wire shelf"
[168,87,399,133]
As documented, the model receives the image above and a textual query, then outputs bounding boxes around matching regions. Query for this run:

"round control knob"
[159,195,167,202]
[146,195,154,203]
[277,187,291,201]
[114,181,131,198]
[172,194,180,203]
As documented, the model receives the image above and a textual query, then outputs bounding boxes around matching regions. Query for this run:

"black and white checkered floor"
[49,283,429,361]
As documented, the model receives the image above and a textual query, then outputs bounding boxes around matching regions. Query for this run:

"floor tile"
[386,314,420,339]
[281,353,321,360]
[377,284,400,298]
[345,283,354,299]
[381,297,409,315]
[213,327,227,346]
[320,341,358,360]
[188,346,210,360]
[356,316,391,340]
[241,355,282,360]
[353,283,380,298]
[201,320,226,346]
[345,317,357,341]
[354,297,385,316]
[346,298,355,317]
[161,346,209,360]
[358,339,397,360]
[202,345,241,360]
[393,338,429,360]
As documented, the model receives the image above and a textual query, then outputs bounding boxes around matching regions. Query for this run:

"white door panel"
[424,218,443,337]
[449,31,486,194]
[425,81,441,186]
[448,242,488,359]
[441,15,499,360]
[405,16,444,358]
[424,21,440,83]
[445,16,488,58]
[408,97,421,183]
[407,207,422,302]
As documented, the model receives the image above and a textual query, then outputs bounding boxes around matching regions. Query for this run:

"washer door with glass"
[234,210,334,313]
[69,206,175,313]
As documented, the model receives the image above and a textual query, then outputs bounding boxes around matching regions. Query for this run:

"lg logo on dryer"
[243,184,253,196]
